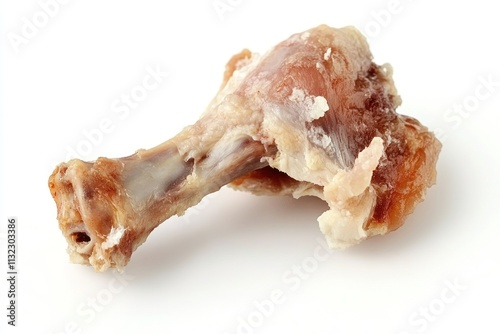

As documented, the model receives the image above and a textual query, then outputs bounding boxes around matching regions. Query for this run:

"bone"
[49,119,271,271]
[49,25,441,272]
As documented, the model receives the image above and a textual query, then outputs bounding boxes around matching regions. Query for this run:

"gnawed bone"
[49,25,441,271]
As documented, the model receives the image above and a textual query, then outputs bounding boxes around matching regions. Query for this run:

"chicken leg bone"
[49,25,441,271]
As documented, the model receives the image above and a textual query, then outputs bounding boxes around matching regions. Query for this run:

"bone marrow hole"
[72,232,91,243]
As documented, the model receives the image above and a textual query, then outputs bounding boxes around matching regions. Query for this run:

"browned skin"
[49,25,441,271]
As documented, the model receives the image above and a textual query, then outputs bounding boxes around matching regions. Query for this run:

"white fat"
[324,47,332,60]
[311,96,329,119]
[319,137,385,248]
[327,137,384,202]
[102,226,126,250]
[288,88,329,122]
[318,194,372,249]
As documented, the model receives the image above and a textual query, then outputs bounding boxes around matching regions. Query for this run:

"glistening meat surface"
[49,25,441,271]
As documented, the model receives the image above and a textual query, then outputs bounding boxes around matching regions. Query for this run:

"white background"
[1,1,500,333]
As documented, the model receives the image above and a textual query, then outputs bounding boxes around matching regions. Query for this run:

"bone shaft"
[118,129,269,228]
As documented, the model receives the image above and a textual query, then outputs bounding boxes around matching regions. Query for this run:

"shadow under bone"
[127,188,328,280]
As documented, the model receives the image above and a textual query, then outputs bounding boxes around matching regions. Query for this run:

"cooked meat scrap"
[48,25,441,271]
